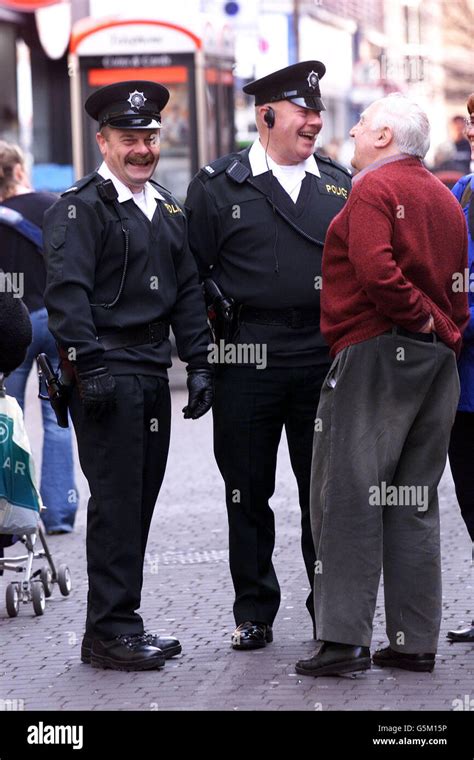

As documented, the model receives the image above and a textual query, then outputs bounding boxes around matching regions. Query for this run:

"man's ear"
[256,104,271,124]
[376,126,393,149]
[96,131,106,156]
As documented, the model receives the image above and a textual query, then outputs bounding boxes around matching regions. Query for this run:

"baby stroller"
[0,373,72,616]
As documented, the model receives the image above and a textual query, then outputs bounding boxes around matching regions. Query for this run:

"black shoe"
[447,621,474,643]
[295,641,371,677]
[231,621,273,650]
[81,632,181,664]
[372,646,435,672]
[90,634,166,671]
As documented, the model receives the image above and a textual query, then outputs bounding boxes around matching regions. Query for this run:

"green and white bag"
[0,394,42,535]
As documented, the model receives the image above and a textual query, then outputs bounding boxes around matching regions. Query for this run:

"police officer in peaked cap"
[185,61,352,651]
[43,81,213,671]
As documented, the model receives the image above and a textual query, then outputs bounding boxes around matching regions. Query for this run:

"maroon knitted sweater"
[321,156,469,357]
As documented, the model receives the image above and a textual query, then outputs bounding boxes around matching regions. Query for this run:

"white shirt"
[248,138,321,203]
[97,162,165,221]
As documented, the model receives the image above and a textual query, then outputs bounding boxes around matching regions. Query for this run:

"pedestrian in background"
[0,141,78,535]
[186,61,351,650]
[296,94,469,678]
[448,115,472,175]
[447,92,474,645]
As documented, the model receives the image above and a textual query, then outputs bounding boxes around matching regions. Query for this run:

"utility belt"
[239,306,319,329]
[37,321,170,428]
[98,321,169,351]
[204,278,320,343]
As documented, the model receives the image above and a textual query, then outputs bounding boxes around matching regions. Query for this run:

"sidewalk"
[0,371,472,711]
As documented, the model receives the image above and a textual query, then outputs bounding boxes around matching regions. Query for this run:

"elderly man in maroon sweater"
[295,94,469,678]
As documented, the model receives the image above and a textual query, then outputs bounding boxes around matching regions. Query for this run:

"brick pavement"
[0,369,472,712]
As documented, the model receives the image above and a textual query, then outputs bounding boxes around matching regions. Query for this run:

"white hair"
[365,93,430,158]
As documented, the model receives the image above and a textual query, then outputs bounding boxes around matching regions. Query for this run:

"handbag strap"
[0,204,43,251]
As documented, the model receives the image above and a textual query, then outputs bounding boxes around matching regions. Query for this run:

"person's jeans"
[6,307,78,533]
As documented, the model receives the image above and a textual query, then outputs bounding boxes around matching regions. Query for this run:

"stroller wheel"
[40,566,53,598]
[31,582,46,616]
[57,565,72,596]
[6,583,20,617]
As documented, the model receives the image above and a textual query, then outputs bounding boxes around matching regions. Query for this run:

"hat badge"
[127,90,147,110]
[307,71,319,90]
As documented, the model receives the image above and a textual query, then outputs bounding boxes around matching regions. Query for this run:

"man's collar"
[248,139,321,178]
[352,153,419,184]
[97,162,165,202]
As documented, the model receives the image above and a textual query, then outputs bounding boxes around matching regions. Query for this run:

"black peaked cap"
[85,80,170,129]
[243,60,326,111]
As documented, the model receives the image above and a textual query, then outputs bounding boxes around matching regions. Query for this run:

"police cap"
[243,61,326,111]
[85,80,170,129]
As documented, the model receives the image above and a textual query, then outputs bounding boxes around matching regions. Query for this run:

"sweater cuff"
[400,309,431,333]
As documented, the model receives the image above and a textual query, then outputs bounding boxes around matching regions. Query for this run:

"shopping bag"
[0,394,42,535]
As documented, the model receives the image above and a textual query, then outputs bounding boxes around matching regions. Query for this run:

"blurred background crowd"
[0,0,472,198]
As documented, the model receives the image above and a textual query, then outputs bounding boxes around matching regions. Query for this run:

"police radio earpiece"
[264,107,275,129]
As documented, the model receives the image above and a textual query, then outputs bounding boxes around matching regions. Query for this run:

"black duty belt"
[98,321,169,351]
[388,326,436,343]
[239,306,319,329]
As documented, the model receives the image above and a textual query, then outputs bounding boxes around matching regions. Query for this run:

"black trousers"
[448,411,474,541]
[213,364,328,628]
[69,375,171,639]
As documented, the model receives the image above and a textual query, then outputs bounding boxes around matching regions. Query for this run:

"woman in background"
[0,141,78,534]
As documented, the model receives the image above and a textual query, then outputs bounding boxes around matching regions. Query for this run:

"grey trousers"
[311,331,460,652]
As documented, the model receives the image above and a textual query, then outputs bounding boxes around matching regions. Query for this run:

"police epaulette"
[198,153,242,180]
[60,172,98,196]
[316,153,352,179]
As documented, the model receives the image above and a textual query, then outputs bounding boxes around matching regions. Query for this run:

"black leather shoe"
[231,621,273,650]
[447,621,474,643]
[295,641,371,677]
[372,646,435,672]
[90,634,166,671]
[81,632,181,664]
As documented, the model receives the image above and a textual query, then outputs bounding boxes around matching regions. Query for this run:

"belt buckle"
[149,323,163,343]
[289,308,303,329]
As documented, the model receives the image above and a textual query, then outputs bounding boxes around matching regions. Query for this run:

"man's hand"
[182,369,213,419]
[419,314,435,333]
[76,367,116,420]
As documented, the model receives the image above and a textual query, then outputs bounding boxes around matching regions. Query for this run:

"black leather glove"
[76,367,116,420]
[182,369,213,419]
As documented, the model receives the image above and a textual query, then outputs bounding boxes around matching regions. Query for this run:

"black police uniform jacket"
[185,146,351,367]
[43,172,210,376]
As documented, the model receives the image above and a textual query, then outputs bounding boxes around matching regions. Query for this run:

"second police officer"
[185,62,352,649]
[43,81,213,671]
